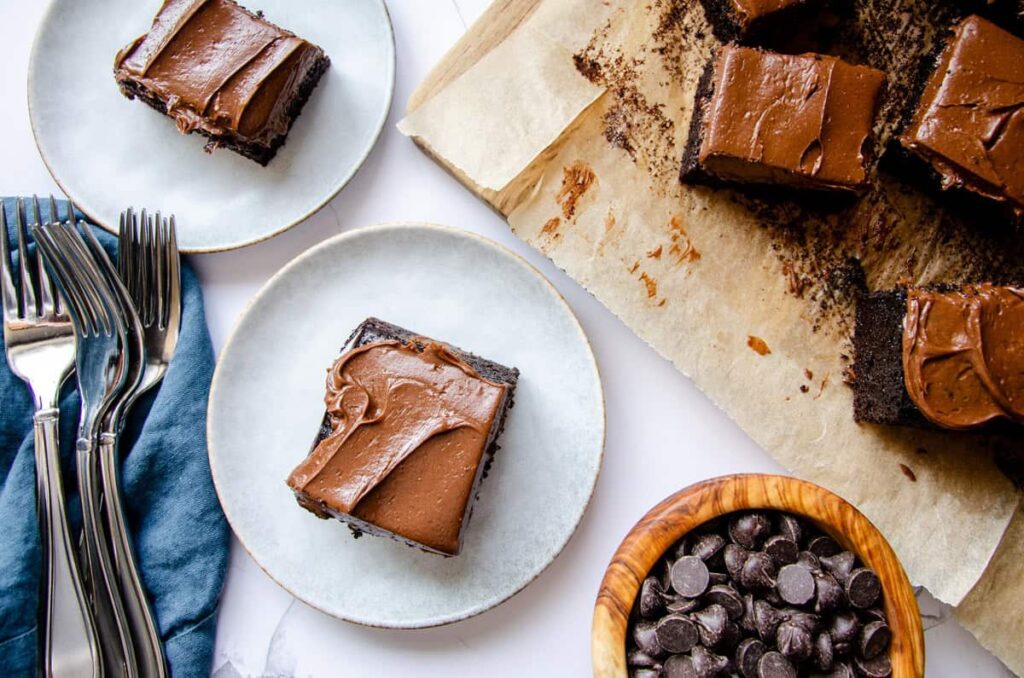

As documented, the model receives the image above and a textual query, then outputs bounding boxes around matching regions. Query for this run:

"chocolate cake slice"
[896,15,1024,219]
[853,286,1024,430]
[114,0,330,165]
[681,46,885,193]
[286,318,518,556]
[698,0,817,42]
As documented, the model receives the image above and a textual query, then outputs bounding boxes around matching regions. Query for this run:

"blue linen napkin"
[0,198,229,677]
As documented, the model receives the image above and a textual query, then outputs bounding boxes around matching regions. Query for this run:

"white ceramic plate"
[28,0,394,253]
[208,224,605,627]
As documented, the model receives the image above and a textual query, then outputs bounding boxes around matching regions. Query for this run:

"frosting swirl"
[902,284,1024,430]
[287,340,507,552]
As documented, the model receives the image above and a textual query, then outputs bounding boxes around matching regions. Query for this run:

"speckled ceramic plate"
[28,0,394,253]
[207,224,605,628]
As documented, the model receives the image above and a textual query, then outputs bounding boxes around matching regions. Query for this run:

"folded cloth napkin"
[0,198,229,677]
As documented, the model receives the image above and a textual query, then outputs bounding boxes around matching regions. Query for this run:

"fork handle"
[77,436,138,678]
[34,409,103,678]
[98,433,167,678]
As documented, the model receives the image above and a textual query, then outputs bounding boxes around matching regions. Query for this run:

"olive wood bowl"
[592,474,924,677]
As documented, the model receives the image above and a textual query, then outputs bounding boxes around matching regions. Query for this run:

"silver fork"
[1,198,101,678]
[78,210,172,678]
[34,221,139,678]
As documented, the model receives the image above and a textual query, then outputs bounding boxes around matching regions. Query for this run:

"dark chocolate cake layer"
[290,318,518,556]
[852,291,931,428]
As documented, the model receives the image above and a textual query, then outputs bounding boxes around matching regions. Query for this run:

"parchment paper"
[400,0,1024,671]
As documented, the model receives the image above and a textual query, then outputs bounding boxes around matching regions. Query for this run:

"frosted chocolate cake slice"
[286,318,519,556]
[114,0,330,165]
[897,15,1024,218]
[681,46,885,193]
[853,285,1024,430]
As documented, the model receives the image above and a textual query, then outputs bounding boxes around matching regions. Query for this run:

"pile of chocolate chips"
[627,511,891,678]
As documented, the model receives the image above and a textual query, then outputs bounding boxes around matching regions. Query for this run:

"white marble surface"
[0,0,1014,675]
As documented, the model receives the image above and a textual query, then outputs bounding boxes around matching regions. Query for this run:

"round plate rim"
[207,222,607,628]
[26,0,397,255]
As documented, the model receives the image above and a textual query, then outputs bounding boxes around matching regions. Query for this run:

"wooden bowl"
[593,474,924,677]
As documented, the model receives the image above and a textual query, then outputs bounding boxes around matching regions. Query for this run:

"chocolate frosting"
[901,16,1024,213]
[287,340,507,555]
[114,0,322,142]
[699,46,884,189]
[903,285,1024,430]
[730,0,803,25]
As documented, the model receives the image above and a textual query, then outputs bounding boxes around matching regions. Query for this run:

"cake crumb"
[899,464,917,482]
[747,336,771,356]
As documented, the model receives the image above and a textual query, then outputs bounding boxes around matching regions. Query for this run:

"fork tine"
[32,196,58,318]
[15,199,38,318]
[0,204,19,321]
[54,224,108,336]
[33,226,89,335]
[155,212,166,327]
[164,215,180,330]
[140,210,153,325]
[48,195,59,226]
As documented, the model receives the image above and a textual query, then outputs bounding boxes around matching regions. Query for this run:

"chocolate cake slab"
[854,287,1024,430]
[680,46,885,194]
[287,318,518,556]
[897,15,1024,219]
[114,0,330,165]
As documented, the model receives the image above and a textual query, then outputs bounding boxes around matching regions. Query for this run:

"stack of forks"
[1,197,180,678]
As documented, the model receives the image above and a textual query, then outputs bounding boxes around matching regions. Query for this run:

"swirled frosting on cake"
[902,285,1024,430]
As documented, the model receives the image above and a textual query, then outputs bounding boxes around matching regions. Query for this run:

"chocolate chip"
[762,588,784,607]
[692,604,730,648]
[730,513,772,550]
[777,514,803,545]
[740,552,777,590]
[692,533,727,564]
[819,551,856,584]
[764,536,799,566]
[753,600,785,642]
[797,551,821,572]
[829,610,860,645]
[706,584,744,621]
[691,645,730,677]
[807,535,841,558]
[665,595,702,614]
[813,572,844,615]
[633,620,664,657]
[853,652,892,678]
[781,609,821,634]
[814,631,834,671]
[819,662,855,678]
[846,568,881,609]
[740,593,758,633]
[777,564,815,605]
[656,614,699,654]
[833,641,853,658]
[859,620,891,659]
[632,669,662,678]
[662,654,697,678]
[776,620,813,663]
[735,638,767,678]
[757,650,796,678]
[725,544,753,581]
[709,572,729,586]
[640,576,666,619]
[672,556,711,598]
[859,607,886,624]
[672,535,693,560]
[628,650,662,669]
